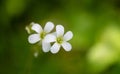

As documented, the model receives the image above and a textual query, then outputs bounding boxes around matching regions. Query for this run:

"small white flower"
[44,25,73,54]
[28,22,54,52]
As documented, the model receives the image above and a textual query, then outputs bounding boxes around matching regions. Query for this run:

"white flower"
[28,22,54,52]
[44,25,73,54]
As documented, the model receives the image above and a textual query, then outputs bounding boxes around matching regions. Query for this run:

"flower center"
[57,37,63,44]
[40,32,46,39]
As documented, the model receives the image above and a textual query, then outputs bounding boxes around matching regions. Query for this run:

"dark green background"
[0,0,120,74]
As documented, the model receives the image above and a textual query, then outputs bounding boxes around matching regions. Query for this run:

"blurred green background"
[1,0,120,74]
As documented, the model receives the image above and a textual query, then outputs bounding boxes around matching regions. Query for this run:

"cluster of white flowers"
[26,21,73,55]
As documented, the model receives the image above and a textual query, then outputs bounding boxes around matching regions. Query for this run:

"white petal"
[62,42,72,51]
[63,31,73,41]
[44,22,54,33]
[50,32,57,36]
[42,41,51,52]
[44,34,56,43]
[50,43,60,54]
[56,25,64,37]
[31,23,43,33]
[28,34,40,44]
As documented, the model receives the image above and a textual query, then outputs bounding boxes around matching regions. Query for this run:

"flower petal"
[31,23,43,33]
[50,43,60,54]
[56,25,64,37]
[62,42,72,51]
[63,31,73,41]
[44,34,56,43]
[50,32,57,36]
[44,22,54,33]
[28,34,40,44]
[42,41,51,52]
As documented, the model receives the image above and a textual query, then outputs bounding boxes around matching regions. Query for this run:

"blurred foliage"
[0,0,120,74]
